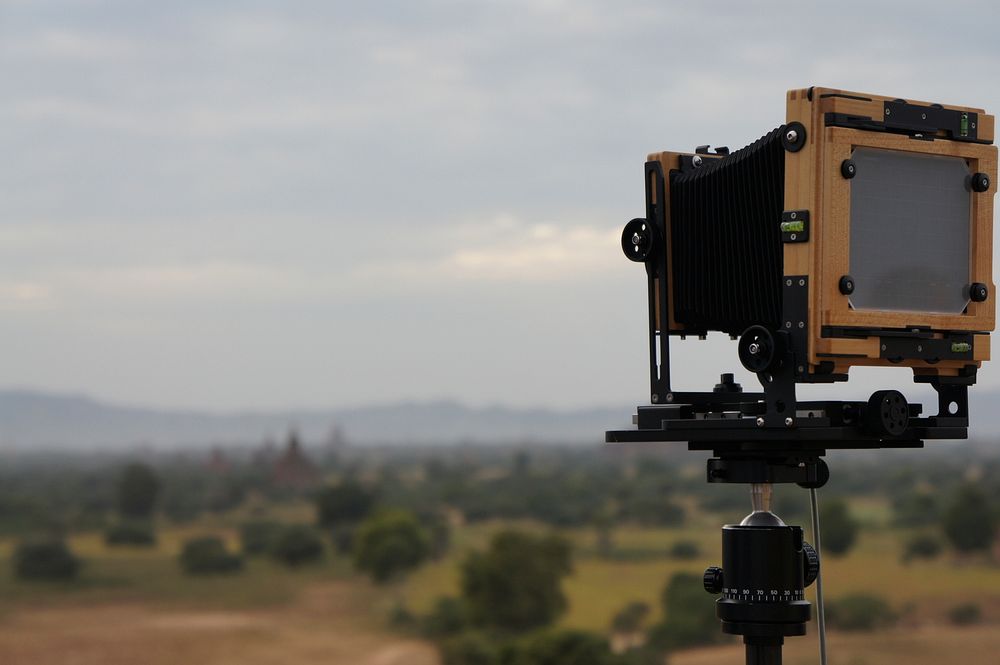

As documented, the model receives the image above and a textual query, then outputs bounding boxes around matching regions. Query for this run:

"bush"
[611,601,650,633]
[820,498,860,557]
[901,533,942,563]
[179,536,243,575]
[270,525,325,567]
[440,631,501,665]
[239,520,282,556]
[942,484,998,553]
[330,525,355,554]
[948,602,982,626]
[104,521,156,547]
[354,510,430,583]
[669,540,700,560]
[825,593,896,631]
[316,481,376,528]
[423,596,469,638]
[461,530,572,632]
[647,572,720,652]
[508,629,618,665]
[13,539,81,581]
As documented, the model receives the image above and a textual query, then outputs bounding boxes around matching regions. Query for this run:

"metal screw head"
[785,321,792,329]
[786,279,793,286]
[881,344,887,351]
[784,417,794,427]
[797,365,805,373]
[785,129,798,143]
[756,417,765,427]
[631,232,642,246]
[790,233,797,240]
[748,342,760,355]
[692,155,703,167]
[651,393,659,403]
[885,108,891,115]
[921,113,927,120]
[790,211,797,220]
[799,279,805,286]
[666,393,674,403]
[917,345,923,353]
[798,321,805,329]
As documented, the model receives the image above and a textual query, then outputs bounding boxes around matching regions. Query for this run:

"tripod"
[700,457,826,665]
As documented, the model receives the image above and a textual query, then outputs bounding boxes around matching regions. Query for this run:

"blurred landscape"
[1,424,999,665]
[4,1,1000,663]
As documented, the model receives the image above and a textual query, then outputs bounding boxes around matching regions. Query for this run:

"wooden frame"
[784,87,997,377]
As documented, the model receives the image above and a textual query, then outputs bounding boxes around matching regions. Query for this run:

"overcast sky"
[1,0,999,412]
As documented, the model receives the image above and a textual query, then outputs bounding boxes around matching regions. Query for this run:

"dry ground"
[0,582,441,665]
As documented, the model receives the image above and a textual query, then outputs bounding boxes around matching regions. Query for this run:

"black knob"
[972,172,990,193]
[970,282,989,303]
[713,373,743,393]
[802,542,820,587]
[703,566,724,594]
[841,159,857,179]
[737,325,779,374]
[865,389,909,437]
[621,218,659,263]
[839,274,855,295]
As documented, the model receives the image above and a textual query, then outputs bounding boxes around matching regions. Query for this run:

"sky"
[1,0,999,413]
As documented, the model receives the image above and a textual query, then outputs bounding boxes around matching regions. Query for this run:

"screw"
[797,365,805,373]
[798,321,805,329]
[790,212,797,220]
[785,129,798,143]
[921,113,926,119]
[785,417,794,427]
[785,321,792,329]
[786,279,793,286]
[790,233,797,240]
[972,122,977,129]
[666,393,674,403]
[917,345,923,352]
[651,394,659,403]
[756,417,765,427]
[692,155,703,167]
[799,279,805,286]
[885,108,891,115]
[632,232,642,246]
[881,344,887,351]
[748,342,760,354]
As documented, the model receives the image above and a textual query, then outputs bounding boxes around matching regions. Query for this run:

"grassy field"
[0,498,998,664]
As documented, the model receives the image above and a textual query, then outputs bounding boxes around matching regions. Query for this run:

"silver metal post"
[809,487,828,665]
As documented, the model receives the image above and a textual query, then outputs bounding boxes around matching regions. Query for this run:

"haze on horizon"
[1,0,998,413]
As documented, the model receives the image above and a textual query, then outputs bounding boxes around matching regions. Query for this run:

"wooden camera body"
[612,87,997,448]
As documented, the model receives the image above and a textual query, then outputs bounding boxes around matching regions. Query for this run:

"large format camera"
[608,87,996,664]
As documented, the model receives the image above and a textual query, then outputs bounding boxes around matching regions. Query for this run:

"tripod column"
[745,636,783,665]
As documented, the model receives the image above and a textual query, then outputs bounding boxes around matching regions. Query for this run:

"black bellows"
[669,126,786,336]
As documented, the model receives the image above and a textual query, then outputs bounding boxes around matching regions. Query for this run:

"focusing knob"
[703,566,724,595]
[802,542,820,588]
[865,389,909,437]
[972,172,990,193]
[970,282,989,303]
[621,218,659,263]
[737,325,779,373]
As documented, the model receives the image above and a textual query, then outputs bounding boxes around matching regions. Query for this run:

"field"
[1,495,998,665]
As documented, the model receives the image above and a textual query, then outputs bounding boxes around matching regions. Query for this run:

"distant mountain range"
[0,387,996,451]
[0,389,630,450]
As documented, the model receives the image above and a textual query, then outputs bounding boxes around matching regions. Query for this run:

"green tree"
[819,498,859,557]
[508,629,618,665]
[179,536,243,575]
[270,524,325,567]
[647,571,720,652]
[316,481,375,528]
[13,539,81,581]
[116,463,160,520]
[353,509,430,583]
[461,530,572,632]
[942,483,997,553]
